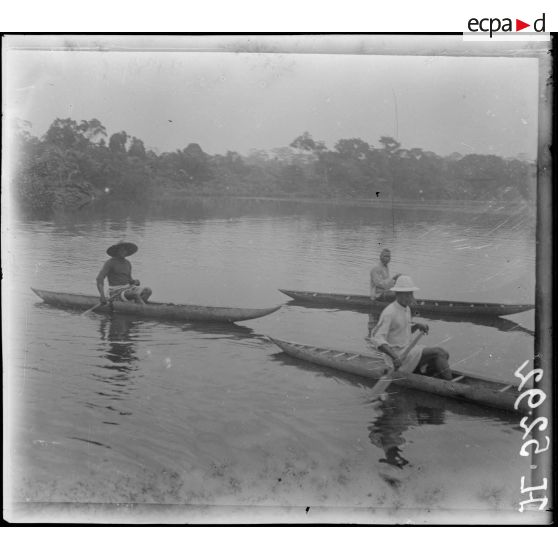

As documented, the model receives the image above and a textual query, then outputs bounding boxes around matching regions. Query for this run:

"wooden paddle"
[369,331,425,402]
[81,301,106,316]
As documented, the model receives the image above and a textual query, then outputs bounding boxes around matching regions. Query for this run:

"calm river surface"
[5,198,537,522]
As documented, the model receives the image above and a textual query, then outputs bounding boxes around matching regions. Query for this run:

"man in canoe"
[96,241,152,305]
[367,248,401,336]
[370,249,401,301]
[369,275,452,380]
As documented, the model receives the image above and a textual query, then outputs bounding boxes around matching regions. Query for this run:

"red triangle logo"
[516,19,530,31]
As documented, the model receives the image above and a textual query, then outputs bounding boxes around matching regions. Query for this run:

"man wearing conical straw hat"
[369,275,452,379]
[96,241,152,305]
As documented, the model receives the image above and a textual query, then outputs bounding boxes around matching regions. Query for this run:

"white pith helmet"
[390,275,420,292]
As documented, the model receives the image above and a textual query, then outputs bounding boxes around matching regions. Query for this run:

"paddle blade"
[369,369,395,399]
[81,302,103,316]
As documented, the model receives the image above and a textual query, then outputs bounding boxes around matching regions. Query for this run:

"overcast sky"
[6,39,539,159]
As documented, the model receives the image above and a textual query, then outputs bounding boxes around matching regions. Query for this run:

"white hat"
[390,275,420,292]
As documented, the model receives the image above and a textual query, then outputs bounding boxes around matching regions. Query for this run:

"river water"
[4,198,537,522]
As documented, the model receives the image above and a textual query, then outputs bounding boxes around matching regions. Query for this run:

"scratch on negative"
[476,269,509,285]
[416,228,434,239]
[483,214,515,235]
[451,348,484,367]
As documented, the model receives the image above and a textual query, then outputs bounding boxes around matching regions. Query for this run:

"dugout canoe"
[32,288,281,323]
[279,289,534,317]
[268,337,527,414]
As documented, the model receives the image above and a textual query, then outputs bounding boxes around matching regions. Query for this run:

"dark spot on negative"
[278,478,282,482]
[305,507,310,513]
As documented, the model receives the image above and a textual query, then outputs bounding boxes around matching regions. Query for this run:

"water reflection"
[412,312,534,336]
[179,321,255,340]
[32,196,535,231]
[87,316,257,424]
[99,315,139,374]
[86,315,139,421]
[367,385,515,470]
[272,351,517,471]
[367,391,447,469]
[284,301,533,336]
[365,307,534,336]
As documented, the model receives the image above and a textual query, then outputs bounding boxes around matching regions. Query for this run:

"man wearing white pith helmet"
[370,275,452,379]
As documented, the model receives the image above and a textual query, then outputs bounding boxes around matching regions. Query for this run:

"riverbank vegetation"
[12,118,536,217]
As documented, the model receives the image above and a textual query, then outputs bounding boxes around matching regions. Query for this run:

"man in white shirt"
[370,249,400,300]
[370,275,452,379]
[367,248,400,336]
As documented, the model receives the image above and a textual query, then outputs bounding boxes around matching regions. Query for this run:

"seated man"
[367,248,400,337]
[96,241,152,305]
[369,275,452,380]
[370,248,400,301]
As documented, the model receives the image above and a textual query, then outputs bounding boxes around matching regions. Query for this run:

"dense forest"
[11,118,536,216]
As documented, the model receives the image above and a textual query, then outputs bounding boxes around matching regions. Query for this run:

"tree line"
[12,118,536,216]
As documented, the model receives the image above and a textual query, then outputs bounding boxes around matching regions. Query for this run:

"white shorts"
[376,345,424,374]
[396,344,424,374]
[108,284,144,301]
